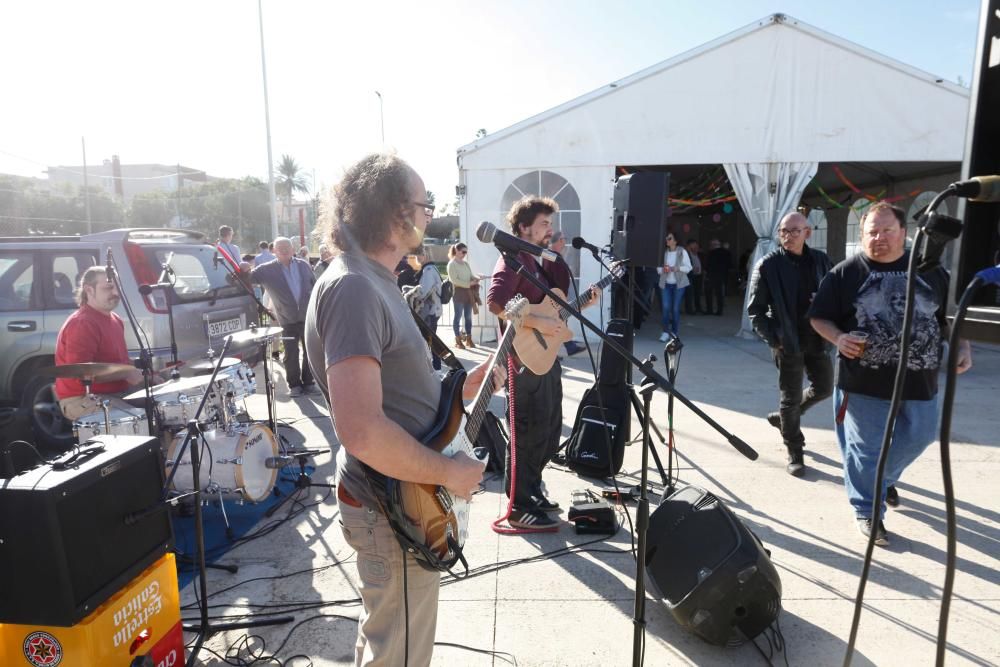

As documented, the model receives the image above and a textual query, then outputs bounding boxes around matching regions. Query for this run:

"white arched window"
[844,198,871,257]
[501,170,582,276]
[807,209,828,253]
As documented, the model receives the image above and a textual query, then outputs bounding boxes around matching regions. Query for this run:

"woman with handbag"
[447,242,477,349]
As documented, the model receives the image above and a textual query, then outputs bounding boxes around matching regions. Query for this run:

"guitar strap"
[410,309,465,372]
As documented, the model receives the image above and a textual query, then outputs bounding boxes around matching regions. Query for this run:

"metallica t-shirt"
[807,251,949,400]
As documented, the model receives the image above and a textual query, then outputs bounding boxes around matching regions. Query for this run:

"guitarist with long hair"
[486,196,598,530]
[305,153,501,666]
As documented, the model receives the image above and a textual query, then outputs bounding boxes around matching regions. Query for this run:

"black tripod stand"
[161,336,292,666]
[265,447,333,518]
[490,250,757,667]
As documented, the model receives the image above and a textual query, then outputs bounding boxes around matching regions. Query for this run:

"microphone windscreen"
[476,221,497,243]
[571,237,586,250]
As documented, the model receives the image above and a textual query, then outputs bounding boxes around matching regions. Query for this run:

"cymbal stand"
[168,335,292,667]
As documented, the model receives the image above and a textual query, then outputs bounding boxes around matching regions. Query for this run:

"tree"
[425,190,435,207]
[275,154,309,224]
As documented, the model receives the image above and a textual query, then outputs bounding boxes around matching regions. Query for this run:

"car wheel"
[23,375,75,451]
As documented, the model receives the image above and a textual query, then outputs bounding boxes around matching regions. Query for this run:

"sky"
[0,0,983,214]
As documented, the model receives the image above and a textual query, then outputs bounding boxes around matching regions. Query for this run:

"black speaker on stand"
[645,485,782,646]
[611,171,671,324]
[951,0,1000,343]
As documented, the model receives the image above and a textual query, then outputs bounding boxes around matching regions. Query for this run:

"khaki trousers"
[339,499,440,667]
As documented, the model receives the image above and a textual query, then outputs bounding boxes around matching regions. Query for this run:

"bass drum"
[166,423,278,503]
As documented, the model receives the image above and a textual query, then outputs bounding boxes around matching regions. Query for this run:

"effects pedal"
[568,489,617,535]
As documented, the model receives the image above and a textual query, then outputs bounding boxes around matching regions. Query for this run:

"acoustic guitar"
[512,261,625,375]
[364,296,528,573]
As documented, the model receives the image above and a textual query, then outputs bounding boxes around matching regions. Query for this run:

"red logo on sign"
[22,631,63,666]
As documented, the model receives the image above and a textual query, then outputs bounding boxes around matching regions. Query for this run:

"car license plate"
[208,316,243,338]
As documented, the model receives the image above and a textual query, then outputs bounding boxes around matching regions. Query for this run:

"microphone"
[917,212,964,273]
[138,283,172,296]
[571,236,602,257]
[265,456,293,469]
[476,221,558,262]
[951,176,1000,202]
[106,248,116,283]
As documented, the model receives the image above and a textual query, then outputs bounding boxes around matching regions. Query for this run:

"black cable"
[434,641,518,665]
[3,440,47,465]
[935,272,989,666]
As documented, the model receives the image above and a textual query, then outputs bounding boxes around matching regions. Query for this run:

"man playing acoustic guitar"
[487,196,598,530]
[305,153,502,666]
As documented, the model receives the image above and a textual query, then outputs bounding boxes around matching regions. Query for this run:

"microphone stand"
[494,249,758,667]
[107,249,157,434]
[164,336,292,667]
[209,248,277,433]
[153,253,181,380]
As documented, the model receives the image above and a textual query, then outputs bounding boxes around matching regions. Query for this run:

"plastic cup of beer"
[849,331,869,354]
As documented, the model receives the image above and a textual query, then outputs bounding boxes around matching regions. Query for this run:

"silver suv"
[0,228,262,447]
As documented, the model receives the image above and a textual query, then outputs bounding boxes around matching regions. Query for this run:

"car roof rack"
[82,228,208,243]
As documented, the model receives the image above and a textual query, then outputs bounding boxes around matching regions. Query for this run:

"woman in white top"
[657,232,692,341]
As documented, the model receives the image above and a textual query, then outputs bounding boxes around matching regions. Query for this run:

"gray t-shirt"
[305,250,441,508]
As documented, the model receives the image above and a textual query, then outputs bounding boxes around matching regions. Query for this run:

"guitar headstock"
[504,296,529,330]
[609,260,628,279]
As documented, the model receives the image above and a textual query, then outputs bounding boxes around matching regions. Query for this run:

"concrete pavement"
[187,302,1000,666]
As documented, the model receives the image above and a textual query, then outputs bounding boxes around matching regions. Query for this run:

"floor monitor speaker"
[645,485,781,646]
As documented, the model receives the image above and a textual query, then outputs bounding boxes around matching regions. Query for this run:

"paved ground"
[185,299,1000,666]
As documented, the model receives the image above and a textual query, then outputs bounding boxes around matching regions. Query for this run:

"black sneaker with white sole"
[508,508,559,530]
[528,494,562,513]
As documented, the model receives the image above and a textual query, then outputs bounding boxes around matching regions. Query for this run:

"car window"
[0,254,37,312]
[49,252,99,308]
[146,245,243,302]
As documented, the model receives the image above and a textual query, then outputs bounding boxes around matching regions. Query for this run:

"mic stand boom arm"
[499,250,759,461]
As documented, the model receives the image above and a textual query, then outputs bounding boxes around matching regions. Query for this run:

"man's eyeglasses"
[413,201,435,216]
[778,227,807,237]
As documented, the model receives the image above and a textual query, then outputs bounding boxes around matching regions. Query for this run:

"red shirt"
[54,304,131,399]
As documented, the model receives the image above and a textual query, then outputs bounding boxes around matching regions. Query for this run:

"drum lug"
[218,457,243,465]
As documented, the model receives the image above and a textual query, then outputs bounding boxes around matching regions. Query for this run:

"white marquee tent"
[456,13,969,337]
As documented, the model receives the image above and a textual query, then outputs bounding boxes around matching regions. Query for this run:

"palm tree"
[275,154,309,224]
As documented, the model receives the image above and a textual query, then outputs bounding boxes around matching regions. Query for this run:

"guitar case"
[562,318,633,477]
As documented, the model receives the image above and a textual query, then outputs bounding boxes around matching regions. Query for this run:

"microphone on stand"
[571,236,603,258]
[476,221,558,262]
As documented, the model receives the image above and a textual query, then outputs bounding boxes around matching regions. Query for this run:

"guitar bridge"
[532,329,548,349]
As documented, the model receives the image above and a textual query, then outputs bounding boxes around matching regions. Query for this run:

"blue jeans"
[660,284,686,334]
[833,387,938,520]
[453,301,473,337]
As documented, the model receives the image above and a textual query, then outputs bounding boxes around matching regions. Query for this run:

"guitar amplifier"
[0,435,173,626]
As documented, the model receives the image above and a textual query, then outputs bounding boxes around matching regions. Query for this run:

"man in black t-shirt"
[747,212,833,477]
[808,202,972,546]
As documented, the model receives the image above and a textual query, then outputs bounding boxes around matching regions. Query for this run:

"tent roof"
[457,13,970,167]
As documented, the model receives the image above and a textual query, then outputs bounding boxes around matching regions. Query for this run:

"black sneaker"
[786,448,805,477]
[528,494,562,513]
[767,412,781,430]
[508,508,559,531]
[885,485,900,508]
[857,517,889,546]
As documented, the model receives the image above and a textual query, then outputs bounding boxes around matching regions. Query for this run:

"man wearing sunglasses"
[747,211,833,477]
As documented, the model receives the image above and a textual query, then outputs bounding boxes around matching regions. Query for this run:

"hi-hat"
[227,326,282,345]
[38,362,136,381]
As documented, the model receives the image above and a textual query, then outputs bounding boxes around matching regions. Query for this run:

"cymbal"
[38,362,136,380]
[227,326,283,345]
[187,357,241,372]
[122,374,217,401]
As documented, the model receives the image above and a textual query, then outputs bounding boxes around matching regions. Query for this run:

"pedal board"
[568,489,617,535]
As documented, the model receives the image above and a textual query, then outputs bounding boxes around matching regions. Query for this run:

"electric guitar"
[364,296,528,573]
[512,261,626,375]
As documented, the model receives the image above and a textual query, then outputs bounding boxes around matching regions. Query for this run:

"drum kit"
[39,325,288,512]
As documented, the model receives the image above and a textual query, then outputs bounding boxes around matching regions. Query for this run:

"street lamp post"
[258,0,279,240]
[374,90,385,146]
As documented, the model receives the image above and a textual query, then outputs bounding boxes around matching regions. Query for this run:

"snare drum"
[216,362,256,402]
[74,407,150,440]
[166,423,279,503]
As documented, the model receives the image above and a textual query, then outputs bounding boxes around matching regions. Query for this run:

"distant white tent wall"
[456,13,969,339]
[724,161,818,337]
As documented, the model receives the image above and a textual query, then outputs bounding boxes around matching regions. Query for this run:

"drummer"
[54,266,150,421]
